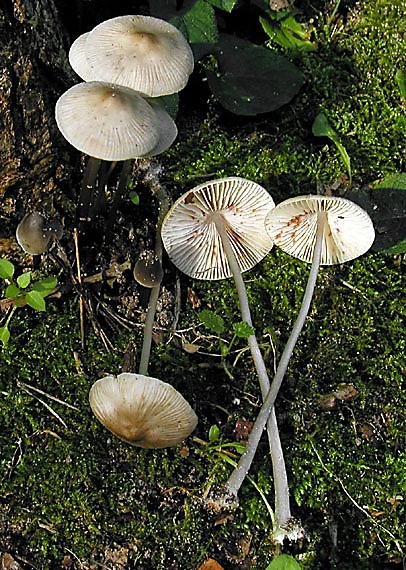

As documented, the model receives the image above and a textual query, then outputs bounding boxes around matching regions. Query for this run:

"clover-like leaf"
[5,284,21,300]
[17,272,32,289]
[199,309,225,334]
[0,259,15,280]
[208,424,221,442]
[233,321,255,338]
[0,325,10,347]
[266,554,301,570]
[26,290,46,312]
[32,276,57,297]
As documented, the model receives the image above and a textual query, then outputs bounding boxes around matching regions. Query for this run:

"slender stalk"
[224,211,326,498]
[105,159,133,238]
[138,183,171,376]
[77,157,102,225]
[213,215,291,527]
[93,161,116,216]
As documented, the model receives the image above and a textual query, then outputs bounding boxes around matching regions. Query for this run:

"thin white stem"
[224,211,326,498]
[213,215,291,527]
[138,183,170,376]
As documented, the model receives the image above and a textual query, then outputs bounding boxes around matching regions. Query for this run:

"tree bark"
[0,0,77,235]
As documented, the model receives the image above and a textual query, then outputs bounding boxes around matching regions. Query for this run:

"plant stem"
[138,183,171,376]
[224,211,326,498]
[213,215,291,527]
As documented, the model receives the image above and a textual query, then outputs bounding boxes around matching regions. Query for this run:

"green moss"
[1,0,405,567]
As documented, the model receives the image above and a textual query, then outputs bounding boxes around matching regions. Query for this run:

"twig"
[73,227,85,350]
[17,381,79,411]
[19,385,67,428]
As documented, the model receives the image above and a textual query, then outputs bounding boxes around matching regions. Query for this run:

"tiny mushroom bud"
[133,250,164,288]
[16,212,52,255]
[89,372,198,448]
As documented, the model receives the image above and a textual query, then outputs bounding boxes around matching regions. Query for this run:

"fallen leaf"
[197,559,224,570]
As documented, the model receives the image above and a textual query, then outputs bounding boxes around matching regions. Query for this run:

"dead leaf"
[182,342,201,354]
[0,554,22,570]
[234,419,254,441]
[187,287,201,309]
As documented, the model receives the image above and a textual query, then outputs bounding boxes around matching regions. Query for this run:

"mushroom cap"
[161,177,275,281]
[265,195,375,265]
[83,15,194,97]
[144,100,178,156]
[16,212,52,255]
[68,32,93,81]
[55,81,160,161]
[89,372,198,448]
[133,250,164,287]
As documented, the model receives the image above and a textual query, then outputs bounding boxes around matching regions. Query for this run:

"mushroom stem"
[224,210,326,500]
[138,183,171,376]
[93,161,117,216]
[106,159,133,238]
[77,157,102,225]
[213,215,291,527]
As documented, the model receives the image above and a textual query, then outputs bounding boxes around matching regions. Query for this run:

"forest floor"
[0,0,405,568]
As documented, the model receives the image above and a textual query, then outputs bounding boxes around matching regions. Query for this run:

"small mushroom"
[89,372,198,448]
[223,195,375,511]
[133,250,164,288]
[16,212,53,255]
[68,32,93,81]
[82,15,194,96]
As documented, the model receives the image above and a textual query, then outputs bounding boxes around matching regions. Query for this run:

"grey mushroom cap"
[55,81,160,161]
[16,212,52,255]
[68,32,93,81]
[265,195,375,265]
[144,100,178,156]
[161,177,275,280]
[89,372,198,449]
[83,15,194,97]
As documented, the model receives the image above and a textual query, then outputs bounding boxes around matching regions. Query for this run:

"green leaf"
[5,284,21,299]
[312,112,351,181]
[25,290,46,312]
[129,191,140,206]
[207,35,303,115]
[208,424,220,442]
[233,321,255,338]
[32,276,57,297]
[16,271,31,289]
[260,15,316,52]
[171,0,219,45]
[373,172,406,190]
[199,309,225,334]
[206,0,238,13]
[0,259,15,280]
[0,325,10,347]
[151,94,179,119]
[395,69,406,99]
[266,554,301,570]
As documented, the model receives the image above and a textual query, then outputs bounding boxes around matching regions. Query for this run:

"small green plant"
[0,259,57,347]
[266,554,301,569]
[198,309,255,378]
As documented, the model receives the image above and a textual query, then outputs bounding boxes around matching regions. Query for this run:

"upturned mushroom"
[89,372,198,448]
[161,178,293,528]
[76,15,194,97]
[221,195,375,521]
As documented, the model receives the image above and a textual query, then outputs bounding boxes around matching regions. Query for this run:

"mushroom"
[89,372,198,448]
[221,195,375,518]
[68,32,93,81]
[81,15,194,97]
[16,212,54,255]
[133,250,164,288]
[161,178,293,528]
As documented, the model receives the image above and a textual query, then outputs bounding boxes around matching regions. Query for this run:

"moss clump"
[1,0,405,567]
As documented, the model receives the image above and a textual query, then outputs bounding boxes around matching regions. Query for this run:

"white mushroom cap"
[83,15,194,97]
[161,177,275,280]
[16,212,52,255]
[55,81,160,161]
[265,195,375,265]
[145,100,178,156]
[133,250,164,287]
[68,32,93,81]
[89,372,198,449]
